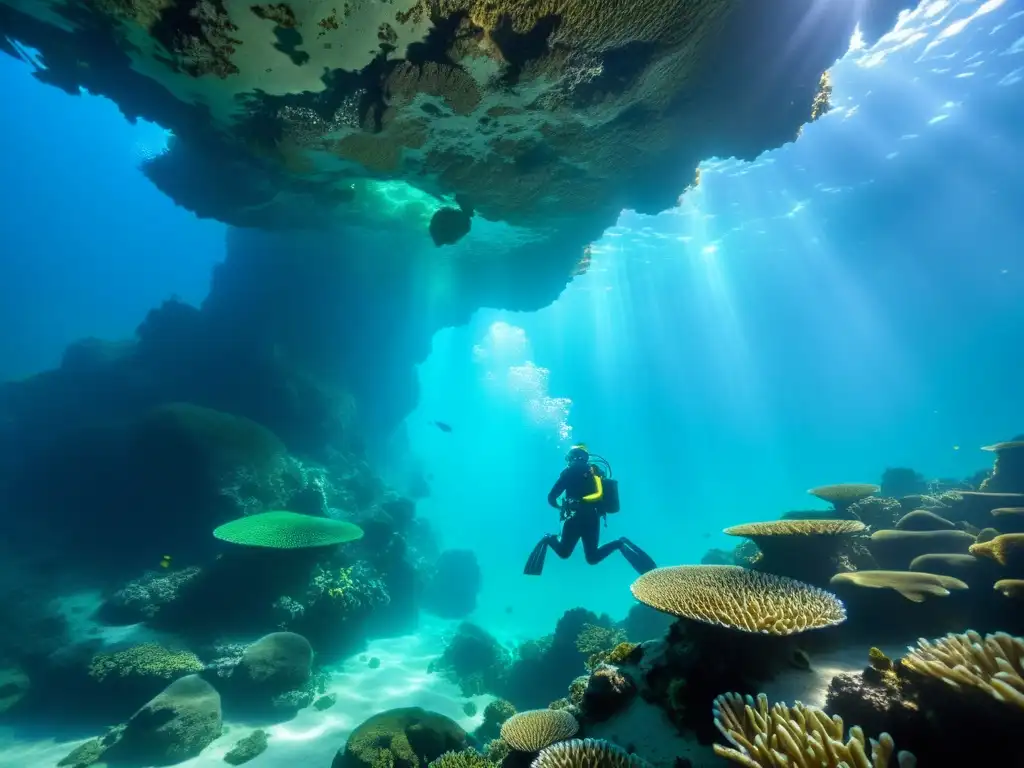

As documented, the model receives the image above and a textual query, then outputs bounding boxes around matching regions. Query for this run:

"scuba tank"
[589,454,620,513]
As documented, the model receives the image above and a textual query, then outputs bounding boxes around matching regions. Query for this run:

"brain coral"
[213,511,364,548]
[500,709,579,752]
[531,739,652,768]
[630,565,846,635]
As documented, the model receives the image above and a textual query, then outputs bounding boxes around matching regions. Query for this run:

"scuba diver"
[524,444,657,577]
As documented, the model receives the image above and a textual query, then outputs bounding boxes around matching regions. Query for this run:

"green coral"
[575,623,627,654]
[484,739,510,763]
[568,675,588,706]
[325,566,356,599]
[136,402,286,477]
[88,644,203,682]
[336,707,469,768]
[224,729,269,765]
[474,699,516,743]
[427,749,491,768]
[585,641,639,671]
[213,510,364,549]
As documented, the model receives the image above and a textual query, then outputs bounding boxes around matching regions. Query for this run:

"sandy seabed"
[0,606,906,768]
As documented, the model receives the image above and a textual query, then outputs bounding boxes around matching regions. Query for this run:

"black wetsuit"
[545,463,624,565]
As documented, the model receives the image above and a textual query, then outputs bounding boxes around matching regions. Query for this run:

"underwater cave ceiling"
[1,0,910,250]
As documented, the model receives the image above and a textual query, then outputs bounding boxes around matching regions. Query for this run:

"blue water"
[1,1,1022,639]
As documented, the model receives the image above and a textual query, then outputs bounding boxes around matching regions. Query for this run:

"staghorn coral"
[970,533,1024,565]
[829,570,969,603]
[531,738,652,768]
[213,511,364,548]
[629,565,846,635]
[89,644,203,682]
[900,630,1024,711]
[712,692,915,768]
[500,709,579,752]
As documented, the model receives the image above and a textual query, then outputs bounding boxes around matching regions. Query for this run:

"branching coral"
[712,692,915,768]
[630,565,846,635]
[88,644,203,682]
[428,749,492,768]
[575,623,627,654]
[900,631,1024,711]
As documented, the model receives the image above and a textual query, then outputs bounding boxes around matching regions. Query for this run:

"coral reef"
[500,709,579,752]
[825,631,1024,764]
[630,565,847,635]
[712,692,915,768]
[224,729,269,765]
[979,439,1024,493]
[533,739,652,768]
[474,699,516,743]
[61,674,224,767]
[332,707,470,768]
[499,608,618,709]
[808,484,880,516]
[722,519,867,587]
[429,622,511,697]
[213,510,365,548]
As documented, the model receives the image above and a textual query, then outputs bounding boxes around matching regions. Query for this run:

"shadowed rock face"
[1,0,909,241]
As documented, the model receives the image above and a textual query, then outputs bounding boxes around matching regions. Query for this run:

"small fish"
[953,445,960,451]
[431,420,453,433]
[159,555,172,569]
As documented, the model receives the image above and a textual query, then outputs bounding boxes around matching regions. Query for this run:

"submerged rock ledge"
[2,0,907,243]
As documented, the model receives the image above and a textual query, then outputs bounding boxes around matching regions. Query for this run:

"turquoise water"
[0,1,1022,766]
[407,2,1024,634]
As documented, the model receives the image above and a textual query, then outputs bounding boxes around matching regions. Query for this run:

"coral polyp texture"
[212,511,364,548]
[900,631,1024,711]
[0,0,907,248]
[499,709,579,752]
[723,519,867,538]
[808,483,881,508]
[531,739,652,768]
[712,692,916,768]
[629,565,847,635]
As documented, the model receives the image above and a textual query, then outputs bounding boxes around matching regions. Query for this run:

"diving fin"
[619,538,657,575]
[524,537,550,576]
